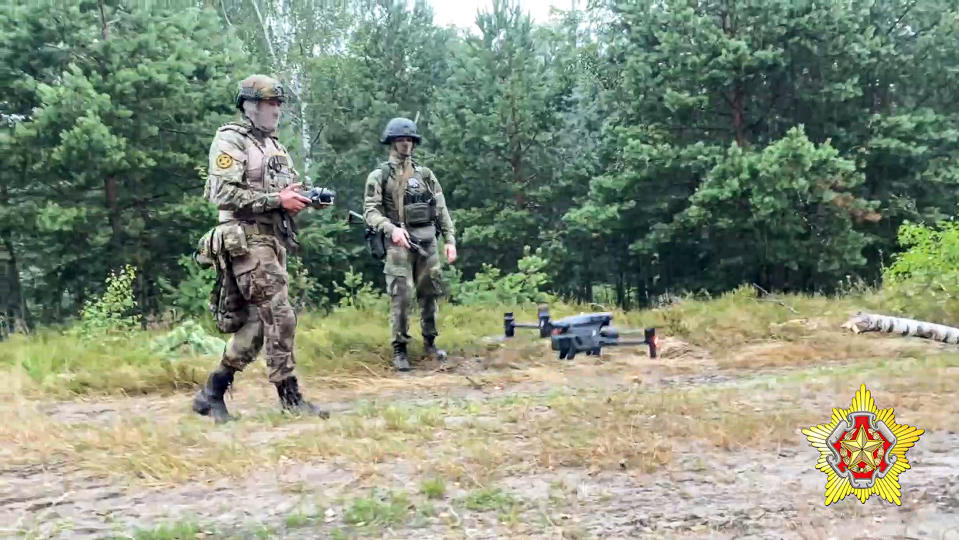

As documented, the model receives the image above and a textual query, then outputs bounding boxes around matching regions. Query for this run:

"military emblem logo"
[802,384,923,506]
[216,153,234,169]
[408,177,419,188]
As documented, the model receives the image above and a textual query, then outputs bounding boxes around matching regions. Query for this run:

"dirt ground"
[3,331,959,540]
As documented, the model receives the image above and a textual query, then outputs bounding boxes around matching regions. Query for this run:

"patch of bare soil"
[4,331,958,539]
[5,431,956,539]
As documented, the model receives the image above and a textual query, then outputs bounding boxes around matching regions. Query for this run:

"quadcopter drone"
[503,305,658,360]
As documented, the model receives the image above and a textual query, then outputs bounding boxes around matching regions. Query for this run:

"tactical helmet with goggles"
[235,74,287,110]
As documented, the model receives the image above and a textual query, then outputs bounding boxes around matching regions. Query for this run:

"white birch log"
[841,312,959,344]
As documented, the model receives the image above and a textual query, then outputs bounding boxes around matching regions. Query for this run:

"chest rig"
[217,124,296,220]
[380,160,436,228]
[217,123,300,249]
[242,132,295,196]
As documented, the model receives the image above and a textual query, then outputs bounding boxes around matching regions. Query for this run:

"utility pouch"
[193,227,218,269]
[220,222,249,258]
[210,263,248,334]
[404,202,435,226]
[366,226,387,260]
[203,222,249,334]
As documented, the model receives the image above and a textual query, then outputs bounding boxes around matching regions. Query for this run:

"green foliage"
[446,247,550,306]
[461,487,521,514]
[662,126,876,291]
[287,256,325,311]
[343,490,411,527]
[129,520,202,540]
[1,2,247,325]
[881,218,959,324]
[70,264,142,339]
[331,266,385,310]
[419,478,446,499]
[432,0,569,277]
[149,319,225,359]
[157,256,216,321]
[6,0,959,329]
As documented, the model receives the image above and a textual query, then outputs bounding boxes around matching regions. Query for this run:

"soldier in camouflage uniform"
[363,117,457,371]
[192,74,329,423]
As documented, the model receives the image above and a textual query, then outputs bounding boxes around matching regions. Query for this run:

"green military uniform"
[205,119,300,383]
[192,74,328,423]
[363,118,456,370]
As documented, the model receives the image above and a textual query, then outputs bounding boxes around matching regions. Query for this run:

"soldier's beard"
[243,101,280,134]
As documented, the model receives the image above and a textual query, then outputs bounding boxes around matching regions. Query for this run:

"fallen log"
[841,312,959,344]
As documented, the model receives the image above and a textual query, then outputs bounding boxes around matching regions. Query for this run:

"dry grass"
[5,349,957,492]
[0,301,552,399]
[715,331,940,370]
[8,288,959,539]
[616,285,891,350]
[3,347,955,502]
[0,287,922,400]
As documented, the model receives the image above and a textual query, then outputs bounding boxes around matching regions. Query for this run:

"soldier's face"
[258,99,282,131]
[393,137,413,157]
[245,98,282,133]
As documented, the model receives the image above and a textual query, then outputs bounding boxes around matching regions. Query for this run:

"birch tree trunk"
[250,0,311,173]
[841,312,959,344]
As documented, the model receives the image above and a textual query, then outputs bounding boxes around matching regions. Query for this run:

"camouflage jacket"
[204,120,301,224]
[363,155,456,246]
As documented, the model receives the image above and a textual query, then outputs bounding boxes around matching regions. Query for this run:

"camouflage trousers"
[384,233,443,346]
[220,233,297,383]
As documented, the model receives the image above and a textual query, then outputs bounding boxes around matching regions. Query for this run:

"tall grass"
[0,282,941,399]
[0,301,552,398]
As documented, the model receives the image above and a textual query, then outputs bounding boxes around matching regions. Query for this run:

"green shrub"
[881,218,959,324]
[70,264,142,339]
[446,246,550,306]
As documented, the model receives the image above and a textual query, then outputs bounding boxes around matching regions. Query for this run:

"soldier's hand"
[391,227,411,249]
[279,183,311,214]
[445,244,457,264]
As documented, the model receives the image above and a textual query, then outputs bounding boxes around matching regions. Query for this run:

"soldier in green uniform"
[363,118,457,371]
[192,74,329,423]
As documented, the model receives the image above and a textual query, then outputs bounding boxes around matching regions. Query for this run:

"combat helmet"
[235,74,287,110]
[380,117,422,145]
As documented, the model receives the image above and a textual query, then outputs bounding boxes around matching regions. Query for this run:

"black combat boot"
[393,342,410,371]
[275,376,330,418]
[424,335,447,362]
[192,364,237,424]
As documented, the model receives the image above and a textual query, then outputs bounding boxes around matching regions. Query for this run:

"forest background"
[4,0,959,336]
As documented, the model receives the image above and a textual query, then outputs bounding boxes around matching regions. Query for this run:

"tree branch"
[219,0,234,28]
[886,0,918,36]
[250,0,278,68]
[97,0,108,40]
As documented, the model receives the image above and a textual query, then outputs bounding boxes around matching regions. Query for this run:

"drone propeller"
[503,305,552,338]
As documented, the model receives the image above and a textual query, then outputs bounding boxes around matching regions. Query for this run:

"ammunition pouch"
[220,222,249,257]
[403,201,436,226]
[403,188,436,227]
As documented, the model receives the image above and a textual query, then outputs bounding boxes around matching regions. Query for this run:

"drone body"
[504,307,658,360]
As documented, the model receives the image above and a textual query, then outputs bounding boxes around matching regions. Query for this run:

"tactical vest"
[379,160,437,229]
[216,123,297,226]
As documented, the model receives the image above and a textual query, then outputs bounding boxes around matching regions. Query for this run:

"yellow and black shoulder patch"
[215,153,234,169]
